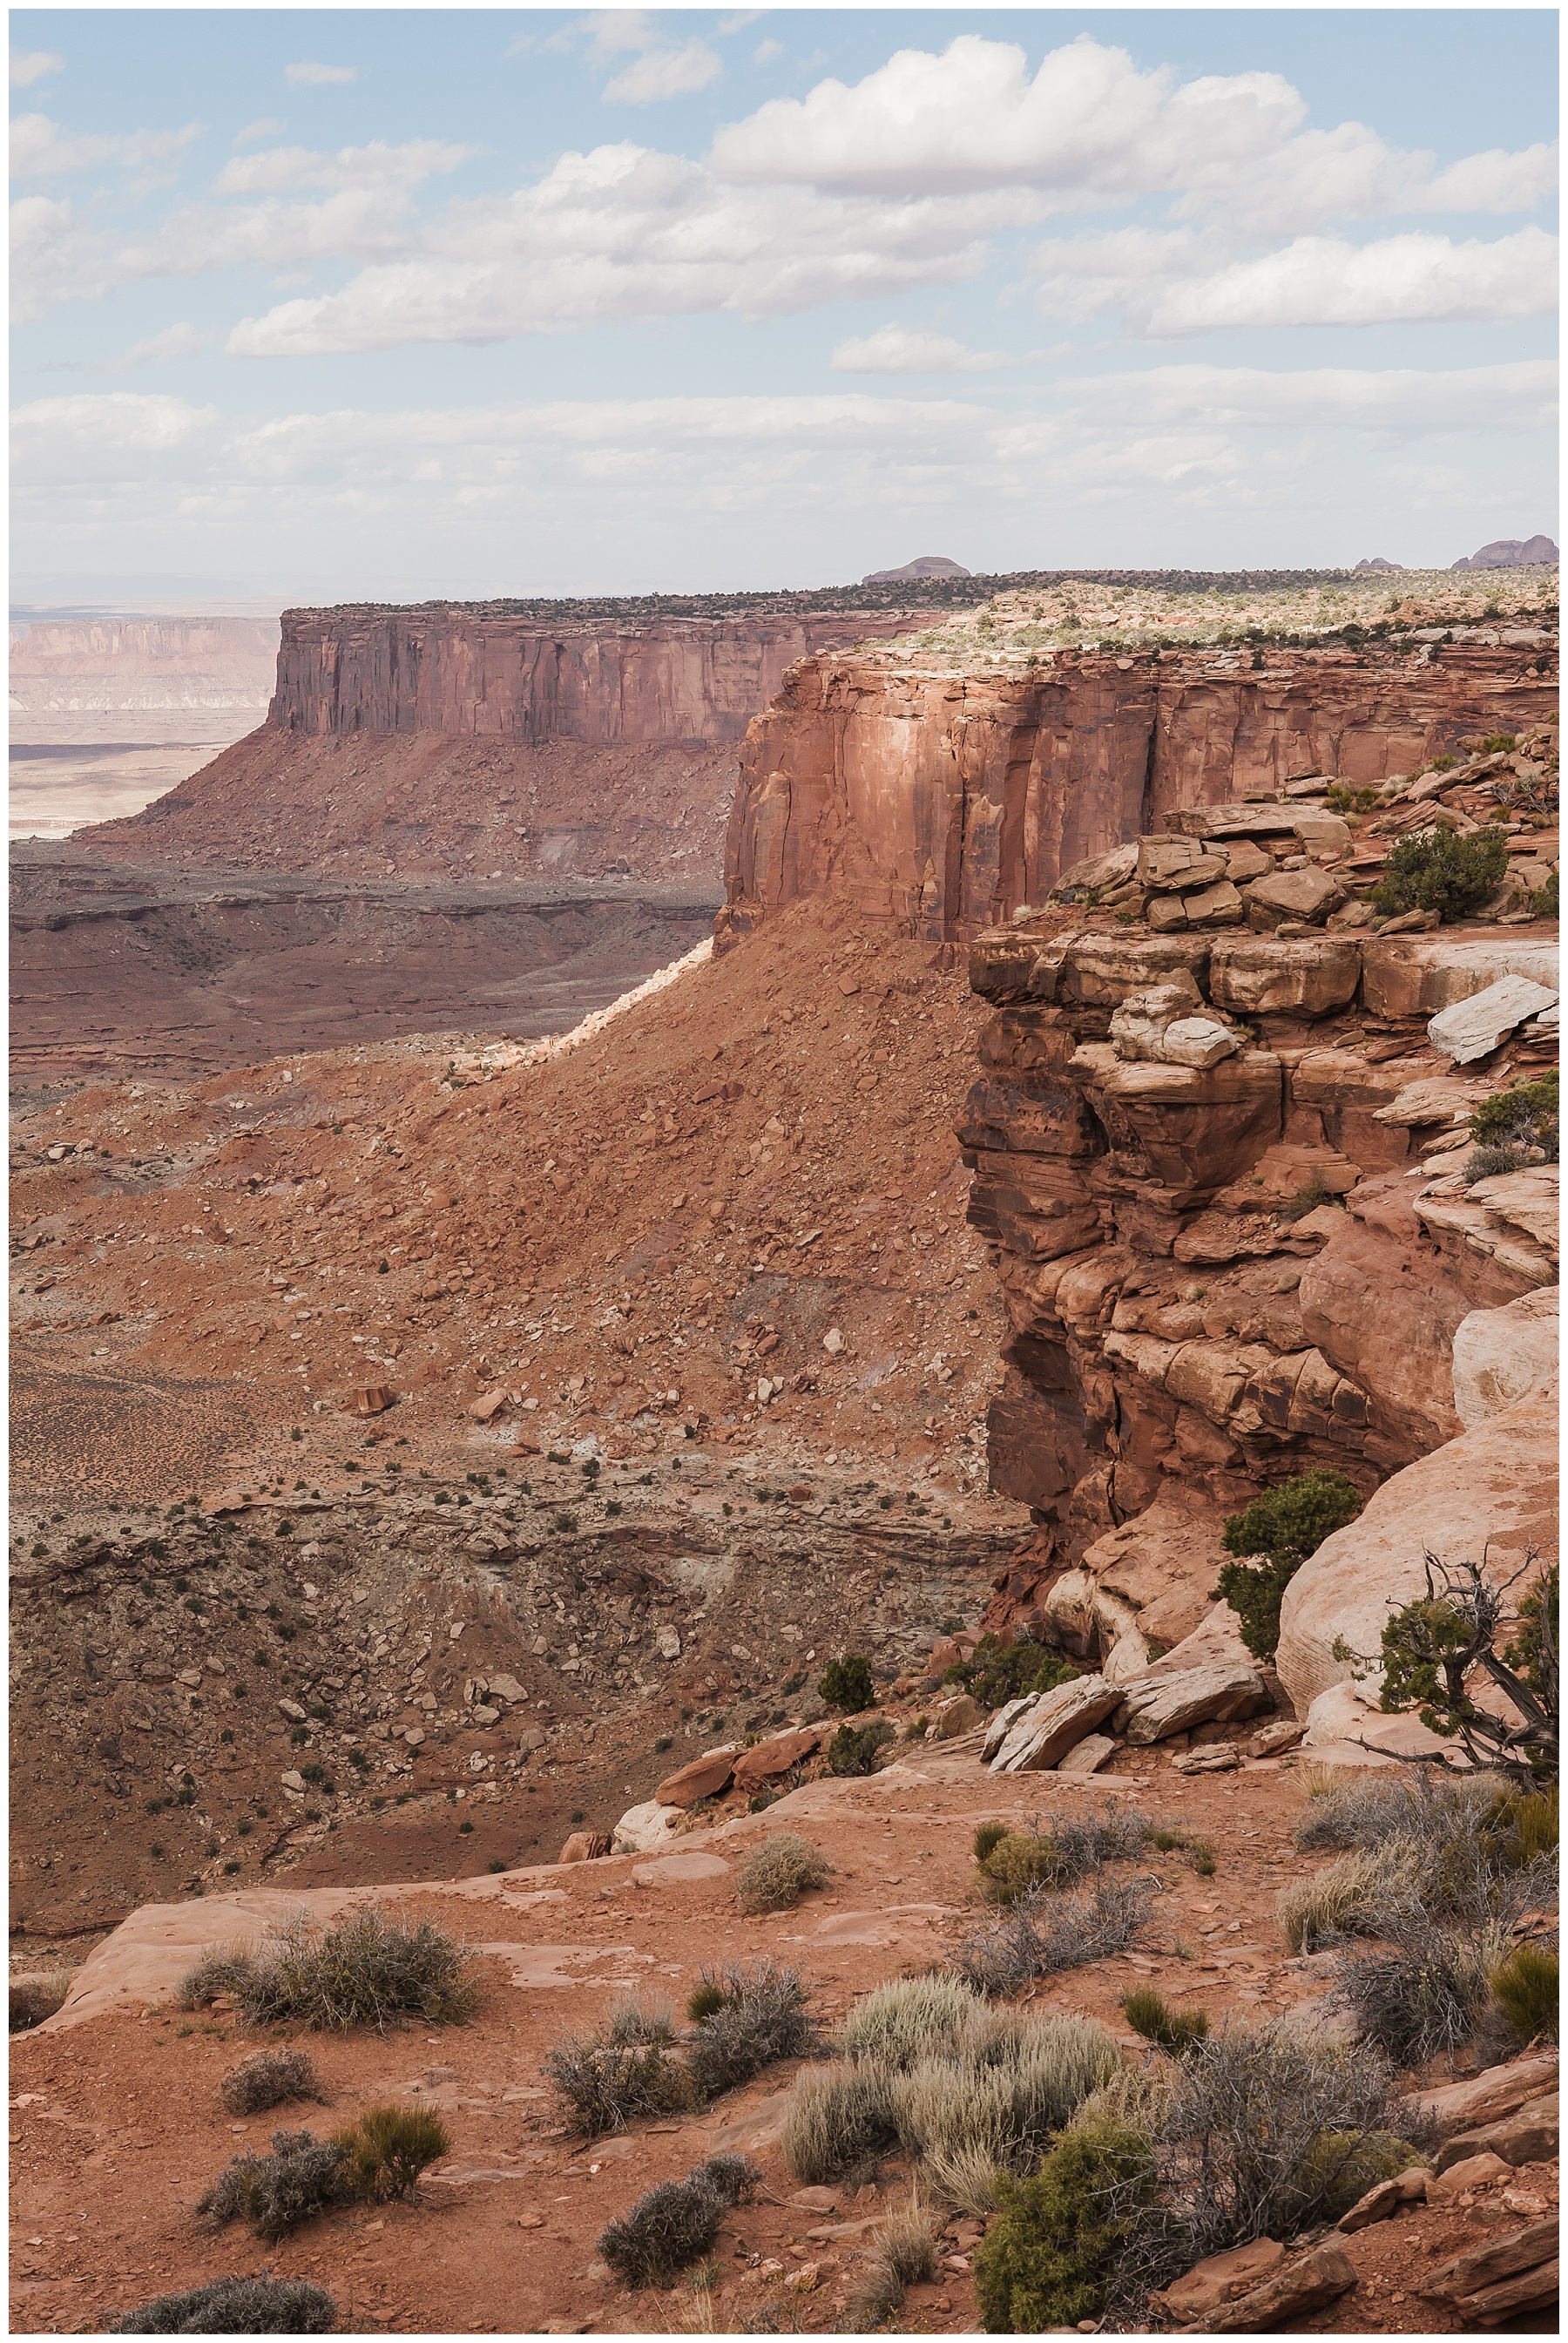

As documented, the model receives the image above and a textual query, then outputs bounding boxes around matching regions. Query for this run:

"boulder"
[1247,1718,1306,1758]
[469,1387,510,1422]
[1208,934,1362,1017]
[1451,1290,1558,1429]
[733,1727,825,1791]
[1422,2218,1558,2320]
[558,1830,612,1864]
[1140,1601,1258,1678]
[1161,1013,1245,1066]
[1413,2054,1559,2138]
[988,1674,1121,1772]
[1173,1743,1241,1773]
[483,1674,527,1705]
[1191,2242,1357,2333]
[1075,1500,1235,1656]
[1241,869,1345,931]
[611,1800,686,1855]
[1427,2151,1512,2198]
[1153,2238,1285,2322]
[1338,2168,1428,2231]
[1138,836,1229,892]
[926,1693,982,1741]
[1055,1732,1116,1775]
[1275,1385,1558,1713]
[655,1748,739,1807]
[1428,973,1558,1064]
[1112,1660,1269,1744]
[1361,934,1558,1020]
[1052,842,1139,899]
[630,1851,732,1887]
[1109,973,1205,1060]
[1064,933,1213,1006]
[1180,881,1247,930]
[1435,2094,1558,2173]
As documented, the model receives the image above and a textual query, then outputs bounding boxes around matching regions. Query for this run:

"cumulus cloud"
[214,138,474,196]
[284,61,356,87]
[10,112,201,179]
[233,118,285,147]
[1033,223,1558,335]
[10,49,64,88]
[830,322,1006,373]
[110,321,216,370]
[709,32,1554,232]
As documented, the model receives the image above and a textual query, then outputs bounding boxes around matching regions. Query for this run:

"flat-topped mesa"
[267,602,945,747]
[719,639,1556,949]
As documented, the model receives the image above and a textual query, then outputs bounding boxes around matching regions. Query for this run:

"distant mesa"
[1353,557,1402,572]
[860,555,972,584]
[1451,533,1559,570]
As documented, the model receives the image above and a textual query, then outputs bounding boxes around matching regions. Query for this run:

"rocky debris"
[1112,1661,1269,1744]
[1421,2217,1559,2324]
[1435,2093,1558,2174]
[1188,2239,1358,2332]
[1173,1743,1242,1774]
[1152,2238,1284,2322]
[1246,1718,1306,1758]
[1428,972,1559,1063]
[987,1673,1121,1771]
[1337,2166,1429,2230]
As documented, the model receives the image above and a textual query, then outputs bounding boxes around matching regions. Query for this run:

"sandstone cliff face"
[720,643,1555,946]
[269,605,937,747]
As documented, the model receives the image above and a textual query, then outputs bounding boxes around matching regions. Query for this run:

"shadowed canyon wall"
[720,640,1556,946]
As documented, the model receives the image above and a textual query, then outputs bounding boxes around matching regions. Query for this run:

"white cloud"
[754,40,784,67]
[709,33,1553,233]
[214,138,473,196]
[10,194,106,321]
[233,118,285,147]
[604,42,722,105]
[111,322,215,370]
[830,322,1006,374]
[284,62,356,88]
[10,49,64,89]
[12,390,221,482]
[1064,360,1557,437]
[10,112,201,179]
[1032,224,1558,335]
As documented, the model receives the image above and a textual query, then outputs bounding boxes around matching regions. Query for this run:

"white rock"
[656,1628,682,1661]
[1056,1733,1117,1775]
[1451,1290,1558,1429]
[1427,975,1558,1065]
[981,1694,1036,1763]
[1112,1660,1268,1744]
[484,1674,527,1704]
[1159,1015,1245,1068]
[990,1674,1121,1772]
[611,1800,686,1856]
[822,1327,845,1355]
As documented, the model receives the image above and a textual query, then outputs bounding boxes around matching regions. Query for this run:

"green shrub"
[335,2103,450,2199]
[816,1654,875,1712]
[598,2154,760,2289]
[782,2059,897,2183]
[977,1831,1066,1905]
[827,1719,895,1777]
[1375,1555,1558,1784]
[973,2116,1153,2333]
[735,1832,833,1913]
[1216,1469,1364,1659]
[942,1634,1079,1710]
[1466,1070,1558,1177]
[1488,1941,1559,2043]
[686,1977,729,2023]
[972,1821,1010,1864]
[1120,1987,1209,2054]
[111,2276,338,2333]
[219,2048,324,2116]
[1371,826,1509,923]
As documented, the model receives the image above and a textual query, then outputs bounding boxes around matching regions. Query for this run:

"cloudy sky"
[10,7,1558,601]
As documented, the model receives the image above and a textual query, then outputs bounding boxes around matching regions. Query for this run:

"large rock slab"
[733,1728,827,1792]
[1196,2241,1357,2333]
[1428,973,1558,1064]
[988,1673,1121,1772]
[1069,1044,1282,1188]
[1112,1660,1268,1744]
[1435,2095,1558,2173]
[1073,1499,1235,1656]
[1208,934,1362,1016]
[654,1747,739,1807]
[1139,836,1229,892]
[1452,1289,1558,1429]
[612,1799,687,1854]
[1064,932,1214,1005]
[1275,1384,1558,1713]
[1242,868,1345,930]
[1414,2055,1559,2139]
[1361,934,1558,1019]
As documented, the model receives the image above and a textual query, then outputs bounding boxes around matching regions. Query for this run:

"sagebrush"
[111,2276,338,2333]
[220,2048,326,2116]
[686,1962,815,2096]
[598,2154,760,2288]
[735,1833,832,1914]
[180,1909,475,2031]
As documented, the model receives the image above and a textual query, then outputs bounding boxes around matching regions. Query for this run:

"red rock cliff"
[269,604,940,748]
[720,640,1555,945]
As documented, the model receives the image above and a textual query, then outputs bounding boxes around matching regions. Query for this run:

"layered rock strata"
[720,640,1555,945]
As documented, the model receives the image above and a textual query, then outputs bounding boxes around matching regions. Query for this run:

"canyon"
[10,575,1558,2339]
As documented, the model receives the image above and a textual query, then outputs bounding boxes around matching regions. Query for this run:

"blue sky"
[10,8,1559,599]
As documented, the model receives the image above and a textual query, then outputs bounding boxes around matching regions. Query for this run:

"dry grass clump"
[1329,1918,1490,2065]
[734,1833,832,1914]
[686,1962,815,2096]
[1489,1941,1559,2043]
[838,1973,978,2069]
[179,1909,476,2032]
[9,1970,71,2032]
[888,2011,1120,2212]
[782,2060,898,2184]
[598,2153,760,2288]
[110,2275,338,2333]
[1276,1845,1423,1954]
[848,2195,939,2330]
[956,1875,1153,1997]
[604,1992,677,2046]
[1120,1987,1209,2055]
[219,2048,326,2116]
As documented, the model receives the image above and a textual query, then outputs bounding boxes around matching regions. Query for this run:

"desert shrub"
[181,1909,475,2032]
[686,1976,729,2023]
[816,1654,875,1712]
[196,2128,353,2240]
[1041,1803,1153,1880]
[220,2048,325,2116]
[1374,1554,1558,1786]
[1371,825,1509,922]
[605,1992,676,2046]
[599,2154,760,2288]
[1120,1987,1209,2055]
[1467,1070,1558,1171]
[9,1971,71,2032]
[686,1963,815,2096]
[111,2276,338,2333]
[782,2059,898,2184]
[889,2012,1121,2211]
[977,1831,1065,1905]
[972,1821,1010,1864]
[943,1634,1079,1710]
[1488,1785,1559,1866]
[335,2102,450,2199]
[1149,1825,1216,1877]
[956,1876,1153,1997]
[735,1833,832,1913]
[850,2198,939,2328]
[973,2115,1154,2333]
[839,1973,978,2069]
[826,1719,895,1777]
[1276,1845,1424,1953]
[1488,1941,1559,2043]
[1328,1920,1488,2067]
[1216,1470,1364,1661]
[544,2030,698,2136]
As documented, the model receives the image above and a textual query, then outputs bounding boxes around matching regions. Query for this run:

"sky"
[9,6,1559,602]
